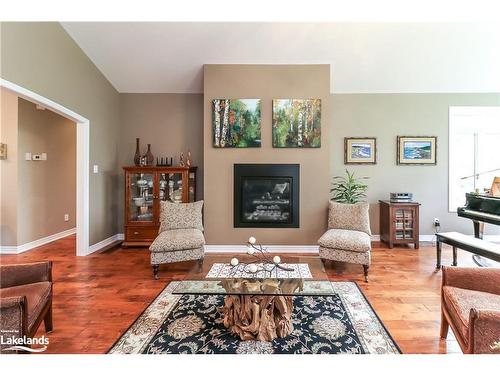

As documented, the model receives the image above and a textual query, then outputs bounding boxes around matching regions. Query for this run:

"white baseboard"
[0,228,76,255]
[0,246,19,254]
[6,230,495,256]
[87,233,124,255]
[205,234,500,254]
[370,234,436,242]
[204,245,319,253]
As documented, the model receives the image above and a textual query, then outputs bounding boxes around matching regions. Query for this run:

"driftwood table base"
[217,279,302,341]
[219,294,294,341]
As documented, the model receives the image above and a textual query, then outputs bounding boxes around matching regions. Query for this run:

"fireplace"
[234,164,299,228]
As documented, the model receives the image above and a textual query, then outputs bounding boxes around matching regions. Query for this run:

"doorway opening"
[1,79,90,256]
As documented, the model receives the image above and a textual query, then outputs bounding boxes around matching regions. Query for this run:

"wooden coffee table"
[172,255,332,341]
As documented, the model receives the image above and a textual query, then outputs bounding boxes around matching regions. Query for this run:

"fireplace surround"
[234,164,300,228]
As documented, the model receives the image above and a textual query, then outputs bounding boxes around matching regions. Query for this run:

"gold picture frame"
[397,136,437,165]
[344,137,377,164]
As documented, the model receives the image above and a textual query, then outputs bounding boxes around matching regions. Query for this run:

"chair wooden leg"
[320,258,327,272]
[440,310,449,339]
[152,265,159,280]
[44,302,53,333]
[363,264,369,283]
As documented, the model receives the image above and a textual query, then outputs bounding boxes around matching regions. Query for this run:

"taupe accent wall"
[203,64,331,245]
[0,89,18,246]
[118,93,204,228]
[331,93,500,236]
[17,98,76,244]
[1,22,120,245]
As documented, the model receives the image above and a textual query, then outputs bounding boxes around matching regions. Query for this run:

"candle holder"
[156,157,174,167]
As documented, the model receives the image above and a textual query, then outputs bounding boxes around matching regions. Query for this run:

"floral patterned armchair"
[318,201,371,282]
[149,200,205,279]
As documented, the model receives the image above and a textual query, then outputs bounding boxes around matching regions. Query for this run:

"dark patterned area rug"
[109,281,400,354]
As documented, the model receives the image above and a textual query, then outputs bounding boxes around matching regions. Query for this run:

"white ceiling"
[61,22,500,93]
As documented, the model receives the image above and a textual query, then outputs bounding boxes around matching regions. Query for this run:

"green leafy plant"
[330,169,369,204]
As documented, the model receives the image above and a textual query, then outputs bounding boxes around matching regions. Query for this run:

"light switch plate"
[93,165,99,173]
[41,153,47,160]
[25,152,32,161]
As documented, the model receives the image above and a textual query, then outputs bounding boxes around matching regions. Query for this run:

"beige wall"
[331,93,500,236]
[203,64,331,245]
[17,98,76,244]
[0,89,18,246]
[1,22,120,245]
[118,94,204,227]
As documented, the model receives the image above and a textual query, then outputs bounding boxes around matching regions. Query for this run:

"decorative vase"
[134,138,141,166]
[144,144,154,166]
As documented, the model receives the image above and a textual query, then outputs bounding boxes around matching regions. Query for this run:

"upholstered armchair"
[318,201,372,282]
[0,261,53,353]
[440,266,500,354]
[149,200,205,279]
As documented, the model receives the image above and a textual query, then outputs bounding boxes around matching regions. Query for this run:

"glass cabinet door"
[158,172,184,203]
[393,207,415,240]
[188,171,196,202]
[128,172,154,222]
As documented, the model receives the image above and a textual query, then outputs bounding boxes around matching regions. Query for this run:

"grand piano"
[457,193,500,266]
[458,193,500,238]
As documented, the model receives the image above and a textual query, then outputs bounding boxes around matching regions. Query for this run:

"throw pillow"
[328,201,371,235]
[159,200,204,232]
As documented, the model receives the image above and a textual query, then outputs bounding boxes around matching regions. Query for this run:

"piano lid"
[457,193,500,225]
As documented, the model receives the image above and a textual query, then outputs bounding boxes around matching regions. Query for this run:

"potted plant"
[330,169,368,204]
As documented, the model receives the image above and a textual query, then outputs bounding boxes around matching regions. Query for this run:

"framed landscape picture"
[397,136,437,165]
[272,99,321,148]
[212,99,261,148]
[344,137,377,164]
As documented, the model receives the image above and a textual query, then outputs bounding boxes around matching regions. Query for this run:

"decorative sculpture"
[229,236,294,276]
[133,138,141,166]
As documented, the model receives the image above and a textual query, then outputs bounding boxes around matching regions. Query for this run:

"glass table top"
[171,255,333,296]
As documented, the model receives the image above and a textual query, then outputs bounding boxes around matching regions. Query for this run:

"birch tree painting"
[212,99,261,148]
[272,99,321,148]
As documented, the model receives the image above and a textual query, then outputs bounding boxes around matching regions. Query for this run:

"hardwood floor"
[0,235,469,354]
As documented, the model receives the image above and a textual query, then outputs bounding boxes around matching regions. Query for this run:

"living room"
[1,0,499,373]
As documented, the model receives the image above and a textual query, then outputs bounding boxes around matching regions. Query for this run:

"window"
[449,106,500,212]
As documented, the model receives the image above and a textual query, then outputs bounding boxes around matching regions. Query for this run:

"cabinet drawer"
[126,227,158,241]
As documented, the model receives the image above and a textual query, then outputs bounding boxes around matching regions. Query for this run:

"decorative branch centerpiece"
[229,236,294,276]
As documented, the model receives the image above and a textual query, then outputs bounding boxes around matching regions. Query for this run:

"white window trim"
[448,105,500,213]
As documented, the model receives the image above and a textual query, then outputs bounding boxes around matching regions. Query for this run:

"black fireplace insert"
[234,164,299,228]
